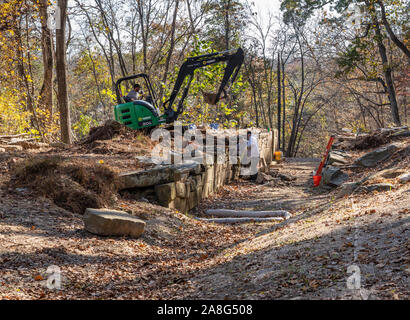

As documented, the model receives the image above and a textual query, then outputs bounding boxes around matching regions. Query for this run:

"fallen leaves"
[199,253,208,261]
[308,280,319,289]
[34,275,43,281]
[0,157,409,300]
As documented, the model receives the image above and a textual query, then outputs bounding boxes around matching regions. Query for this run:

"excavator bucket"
[201,90,227,105]
[202,92,218,105]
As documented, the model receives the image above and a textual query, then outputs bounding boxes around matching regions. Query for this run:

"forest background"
[0,0,408,157]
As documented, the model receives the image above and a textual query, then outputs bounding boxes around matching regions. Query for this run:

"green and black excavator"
[113,48,244,130]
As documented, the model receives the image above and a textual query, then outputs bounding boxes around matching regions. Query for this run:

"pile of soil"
[9,156,120,214]
[337,127,409,151]
[352,133,389,150]
[80,120,144,144]
[72,120,158,157]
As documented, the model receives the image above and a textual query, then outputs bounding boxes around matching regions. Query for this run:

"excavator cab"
[113,48,244,130]
[114,74,164,130]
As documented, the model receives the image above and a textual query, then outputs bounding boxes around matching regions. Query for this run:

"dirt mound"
[73,120,157,158]
[81,120,141,144]
[335,127,409,151]
[9,156,120,214]
[352,133,389,150]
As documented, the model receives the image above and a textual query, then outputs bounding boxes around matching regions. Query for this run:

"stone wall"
[152,162,242,213]
[258,129,277,170]
[119,129,277,213]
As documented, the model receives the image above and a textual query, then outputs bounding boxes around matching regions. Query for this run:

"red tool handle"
[315,136,334,176]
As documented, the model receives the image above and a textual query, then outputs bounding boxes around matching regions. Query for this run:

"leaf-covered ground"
[0,153,408,300]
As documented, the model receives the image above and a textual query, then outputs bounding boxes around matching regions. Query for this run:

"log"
[197,217,285,224]
[205,209,291,219]
[0,133,30,139]
[7,138,37,144]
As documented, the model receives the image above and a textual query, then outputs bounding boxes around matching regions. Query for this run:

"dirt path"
[0,158,408,300]
[194,159,328,215]
[181,160,410,300]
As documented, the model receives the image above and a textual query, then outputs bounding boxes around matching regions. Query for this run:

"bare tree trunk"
[277,52,281,149]
[159,0,180,101]
[38,0,53,122]
[368,1,401,126]
[377,0,410,61]
[245,57,260,127]
[186,0,196,33]
[75,0,116,90]
[251,93,259,127]
[56,0,72,144]
[286,33,304,157]
[224,0,231,50]
[281,59,286,151]
[95,0,128,77]
[15,19,42,138]
[137,0,148,73]
[83,35,107,118]
[375,27,401,126]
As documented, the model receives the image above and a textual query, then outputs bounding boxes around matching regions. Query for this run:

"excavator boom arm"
[163,47,244,122]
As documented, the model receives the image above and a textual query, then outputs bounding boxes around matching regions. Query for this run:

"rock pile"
[254,170,296,185]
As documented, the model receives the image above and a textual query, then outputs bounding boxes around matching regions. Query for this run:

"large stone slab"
[256,172,274,184]
[363,183,395,192]
[83,208,145,238]
[174,197,188,213]
[377,167,407,179]
[398,172,410,184]
[391,129,410,137]
[337,182,361,198]
[175,181,187,198]
[322,166,349,187]
[119,162,201,189]
[381,126,408,135]
[202,165,214,198]
[354,143,399,167]
[154,182,176,206]
[328,151,351,165]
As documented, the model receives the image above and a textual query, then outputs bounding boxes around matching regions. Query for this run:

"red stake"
[313,135,335,187]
